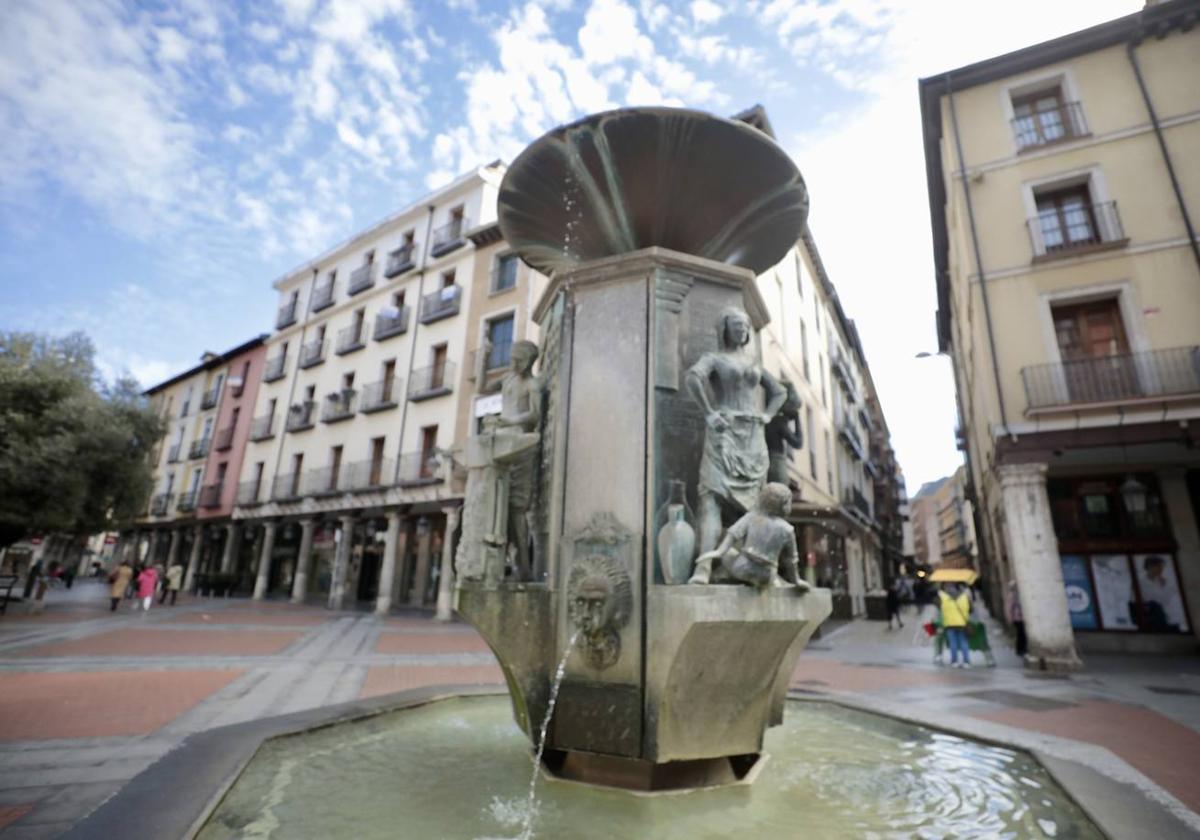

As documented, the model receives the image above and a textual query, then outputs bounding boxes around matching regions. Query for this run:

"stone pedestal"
[997,463,1082,671]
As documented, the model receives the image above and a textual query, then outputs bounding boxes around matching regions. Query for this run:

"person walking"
[135,565,159,612]
[1005,580,1028,658]
[886,580,904,630]
[108,560,133,612]
[161,562,184,606]
[938,583,972,668]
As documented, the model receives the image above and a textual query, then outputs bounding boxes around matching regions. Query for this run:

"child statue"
[688,482,808,590]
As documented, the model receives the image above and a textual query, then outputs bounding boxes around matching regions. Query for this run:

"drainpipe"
[946,75,1011,439]
[392,205,437,485]
[1126,39,1200,280]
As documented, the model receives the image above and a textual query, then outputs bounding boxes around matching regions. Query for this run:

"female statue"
[685,307,785,581]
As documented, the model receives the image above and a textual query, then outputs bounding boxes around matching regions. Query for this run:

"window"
[202,417,214,440]
[252,462,264,497]
[329,445,343,491]
[794,252,804,299]
[486,315,515,369]
[419,425,438,479]
[1035,185,1099,252]
[230,407,240,429]
[824,431,833,492]
[800,321,810,381]
[290,453,303,496]
[364,250,374,265]
[342,371,355,390]
[189,469,202,493]
[493,253,519,292]
[392,290,405,308]
[369,437,386,486]
[382,360,397,402]
[819,362,827,408]
[316,324,326,342]
[806,407,817,479]
[304,384,316,402]
[1011,85,1086,150]
[441,269,456,289]
[430,344,448,388]
[1051,297,1139,402]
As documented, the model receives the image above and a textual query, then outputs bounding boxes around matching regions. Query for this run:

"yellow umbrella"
[928,568,978,585]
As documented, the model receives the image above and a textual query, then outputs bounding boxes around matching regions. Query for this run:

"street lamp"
[1120,474,1148,513]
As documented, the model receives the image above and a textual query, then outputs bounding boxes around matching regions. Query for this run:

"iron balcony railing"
[214,425,235,451]
[409,360,454,401]
[189,437,211,460]
[200,384,221,411]
[151,494,171,516]
[346,458,395,492]
[249,413,275,441]
[305,465,349,497]
[167,443,182,463]
[844,488,872,521]
[322,389,357,423]
[277,298,298,329]
[199,483,223,508]
[1021,345,1200,411]
[1028,200,1124,258]
[384,243,416,277]
[838,419,867,463]
[430,216,468,257]
[263,353,287,382]
[236,479,263,506]
[272,473,303,502]
[1011,100,1088,151]
[286,401,316,432]
[419,285,461,323]
[360,378,400,413]
[311,281,335,312]
[177,489,199,512]
[373,306,410,341]
[299,338,325,368]
[348,263,375,296]
[335,323,365,355]
[397,450,441,486]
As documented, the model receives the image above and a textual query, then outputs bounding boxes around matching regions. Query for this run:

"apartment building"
[920,0,1200,664]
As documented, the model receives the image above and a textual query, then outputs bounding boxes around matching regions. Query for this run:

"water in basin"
[197,695,1101,840]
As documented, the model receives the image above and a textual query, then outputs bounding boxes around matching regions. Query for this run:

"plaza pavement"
[1,581,1198,837]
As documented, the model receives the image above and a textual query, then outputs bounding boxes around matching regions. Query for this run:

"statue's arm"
[686,356,722,427]
[499,380,541,429]
[783,417,803,449]
[761,370,786,419]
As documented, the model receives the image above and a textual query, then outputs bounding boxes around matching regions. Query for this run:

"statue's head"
[567,553,633,669]
[511,340,539,374]
[758,482,792,518]
[718,307,752,351]
[574,576,613,634]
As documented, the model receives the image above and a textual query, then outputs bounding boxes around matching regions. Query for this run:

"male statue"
[688,482,808,589]
[496,340,541,581]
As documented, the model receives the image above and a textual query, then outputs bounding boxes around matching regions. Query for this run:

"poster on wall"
[1059,555,1099,630]
[1133,554,1191,633]
[1090,555,1137,631]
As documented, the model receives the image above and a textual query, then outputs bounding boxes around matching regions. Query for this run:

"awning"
[928,568,978,584]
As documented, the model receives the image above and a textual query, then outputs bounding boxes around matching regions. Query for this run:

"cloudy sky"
[0,0,1139,488]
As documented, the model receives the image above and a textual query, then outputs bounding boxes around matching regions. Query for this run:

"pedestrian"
[108,560,133,612]
[161,562,183,606]
[886,580,904,630]
[135,565,159,611]
[938,583,972,668]
[1005,580,1027,657]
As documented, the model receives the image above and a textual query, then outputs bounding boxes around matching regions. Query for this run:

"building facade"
[920,0,1200,665]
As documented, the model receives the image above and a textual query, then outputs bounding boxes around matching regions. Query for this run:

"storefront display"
[1059,555,1098,630]
[1133,554,1190,633]
[1090,555,1137,631]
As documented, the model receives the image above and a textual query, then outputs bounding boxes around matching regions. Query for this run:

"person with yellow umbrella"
[938,582,972,668]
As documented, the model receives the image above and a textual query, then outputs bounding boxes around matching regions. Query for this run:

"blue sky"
[0,0,1139,487]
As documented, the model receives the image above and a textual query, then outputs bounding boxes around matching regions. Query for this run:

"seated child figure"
[688,482,809,589]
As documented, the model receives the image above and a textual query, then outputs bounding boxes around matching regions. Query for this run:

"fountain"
[66,108,1187,840]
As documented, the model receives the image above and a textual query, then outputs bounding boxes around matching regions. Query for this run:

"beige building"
[920,0,1200,665]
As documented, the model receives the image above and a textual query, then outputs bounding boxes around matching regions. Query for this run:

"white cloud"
[578,0,651,66]
[690,0,723,26]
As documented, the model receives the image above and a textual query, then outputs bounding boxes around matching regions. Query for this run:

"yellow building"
[920,0,1200,666]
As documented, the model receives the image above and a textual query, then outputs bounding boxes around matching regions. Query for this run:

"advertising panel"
[1133,554,1190,633]
[1059,554,1098,630]
[1091,554,1136,631]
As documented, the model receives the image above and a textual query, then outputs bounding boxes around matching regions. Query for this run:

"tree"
[0,332,164,551]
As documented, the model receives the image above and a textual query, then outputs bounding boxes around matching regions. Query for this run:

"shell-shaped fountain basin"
[497,107,809,278]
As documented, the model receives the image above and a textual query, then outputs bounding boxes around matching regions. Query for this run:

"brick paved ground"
[0,581,1198,837]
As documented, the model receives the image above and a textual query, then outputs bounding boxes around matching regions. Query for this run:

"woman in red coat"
[135,566,159,612]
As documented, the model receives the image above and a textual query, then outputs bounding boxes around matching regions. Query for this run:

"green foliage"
[0,332,165,549]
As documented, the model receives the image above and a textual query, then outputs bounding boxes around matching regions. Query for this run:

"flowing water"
[518,630,579,840]
[197,696,1102,840]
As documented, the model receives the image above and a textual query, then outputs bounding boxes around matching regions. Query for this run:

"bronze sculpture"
[496,340,541,580]
[765,376,803,485]
[689,482,807,588]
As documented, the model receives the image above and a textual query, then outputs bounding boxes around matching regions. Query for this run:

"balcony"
[419,285,461,324]
[360,378,401,413]
[150,494,171,516]
[305,465,348,497]
[335,323,366,355]
[430,216,467,257]
[348,263,375,296]
[189,437,211,460]
[263,353,287,382]
[838,419,867,462]
[167,443,182,463]
[298,338,325,369]
[249,413,275,441]
[1011,100,1088,152]
[321,389,356,423]
[199,483,223,509]
[311,281,335,312]
[1021,345,1200,413]
[1027,200,1126,260]
[214,425,235,451]
[200,384,221,411]
[177,489,199,513]
[271,474,303,502]
[277,298,298,329]
[397,450,441,487]
[346,458,395,492]
[409,360,454,401]
[373,306,410,341]
[236,480,263,506]
[286,401,316,432]
[843,488,872,522]
[384,243,416,278]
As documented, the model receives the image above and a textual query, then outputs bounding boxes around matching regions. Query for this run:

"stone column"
[146,530,161,567]
[166,528,182,570]
[997,463,1081,671]
[375,511,403,615]
[183,525,204,592]
[1158,468,1200,644]
[290,519,317,604]
[409,517,433,606]
[435,506,461,621]
[253,521,278,601]
[328,515,355,611]
[220,523,241,573]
